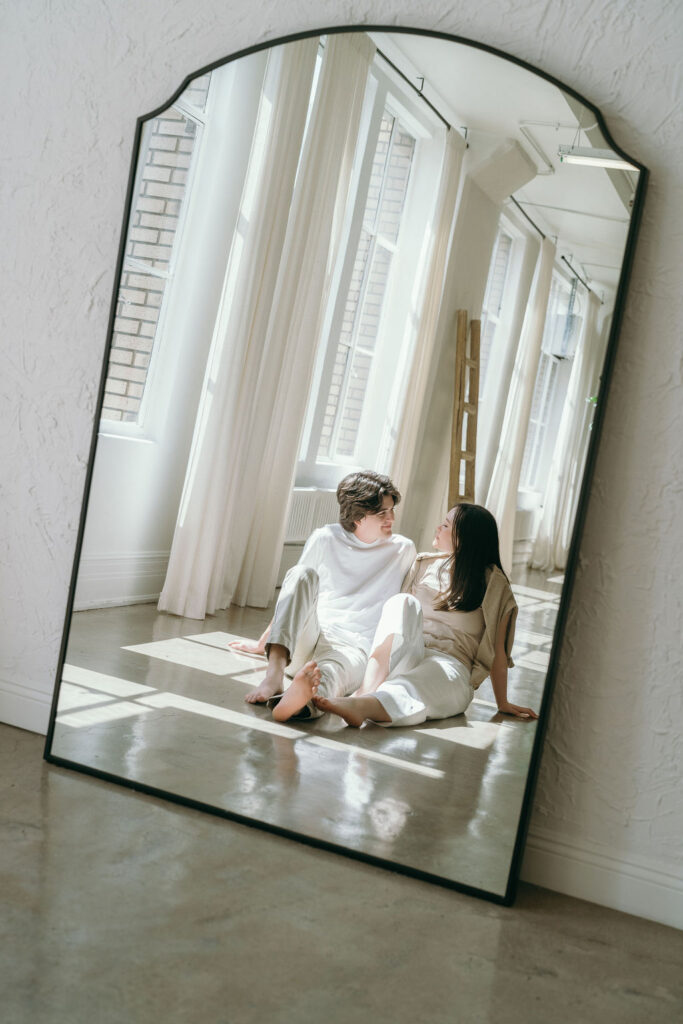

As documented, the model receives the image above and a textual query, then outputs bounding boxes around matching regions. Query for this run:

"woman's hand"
[228,639,266,656]
[497,700,538,720]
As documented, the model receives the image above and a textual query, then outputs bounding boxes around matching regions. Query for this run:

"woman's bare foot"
[312,694,390,727]
[271,661,322,722]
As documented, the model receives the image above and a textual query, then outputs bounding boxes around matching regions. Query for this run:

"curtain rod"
[375,47,453,133]
[508,195,546,239]
[561,255,602,302]
[508,197,602,303]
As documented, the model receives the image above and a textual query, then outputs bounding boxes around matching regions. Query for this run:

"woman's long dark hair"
[434,503,507,612]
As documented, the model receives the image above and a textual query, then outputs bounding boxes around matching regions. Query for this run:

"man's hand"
[229,639,266,656]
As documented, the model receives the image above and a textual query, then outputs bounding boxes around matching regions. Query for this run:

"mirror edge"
[43,23,650,910]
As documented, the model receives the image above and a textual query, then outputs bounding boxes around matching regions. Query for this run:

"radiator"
[278,488,339,585]
[284,488,339,542]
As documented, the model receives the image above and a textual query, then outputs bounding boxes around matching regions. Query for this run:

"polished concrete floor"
[3,724,683,1024]
[50,570,561,897]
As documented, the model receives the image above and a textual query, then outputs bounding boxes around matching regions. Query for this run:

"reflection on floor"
[52,568,562,897]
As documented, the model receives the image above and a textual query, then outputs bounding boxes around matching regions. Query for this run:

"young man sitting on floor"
[230,470,416,722]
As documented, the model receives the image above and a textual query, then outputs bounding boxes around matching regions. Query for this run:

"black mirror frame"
[43,24,648,907]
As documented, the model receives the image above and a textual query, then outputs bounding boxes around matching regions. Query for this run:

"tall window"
[520,273,572,489]
[297,62,444,488]
[101,74,211,424]
[316,112,416,462]
[479,229,513,399]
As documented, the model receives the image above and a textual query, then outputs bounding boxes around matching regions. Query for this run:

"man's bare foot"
[245,645,288,705]
[312,694,390,727]
[271,661,321,722]
[244,667,284,705]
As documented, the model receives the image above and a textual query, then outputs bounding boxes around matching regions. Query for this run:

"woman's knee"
[373,594,422,663]
[381,592,421,624]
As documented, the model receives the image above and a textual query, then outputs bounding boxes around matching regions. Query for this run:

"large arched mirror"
[44,27,646,904]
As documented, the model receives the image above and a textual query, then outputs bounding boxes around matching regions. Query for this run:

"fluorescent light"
[558,145,637,171]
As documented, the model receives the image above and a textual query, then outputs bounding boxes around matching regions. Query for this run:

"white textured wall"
[2,0,681,927]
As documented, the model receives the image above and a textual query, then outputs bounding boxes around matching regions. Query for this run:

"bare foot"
[312,694,390,727]
[229,639,265,656]
[271,661,321,722]
[244,666,284,705]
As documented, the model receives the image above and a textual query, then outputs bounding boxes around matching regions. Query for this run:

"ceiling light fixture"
[558,144,637,170]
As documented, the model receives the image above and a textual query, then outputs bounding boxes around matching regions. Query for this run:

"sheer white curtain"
[530,292,604,570]
[159,33,375,618]
[485,236,556,571]
[390,130,465,499]
[232,33,375,608]
[475,232,540,503]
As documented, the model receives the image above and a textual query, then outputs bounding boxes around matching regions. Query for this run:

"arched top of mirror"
[132,26,645,314]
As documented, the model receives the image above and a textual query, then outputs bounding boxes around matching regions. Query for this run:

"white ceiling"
[372,32,639,299]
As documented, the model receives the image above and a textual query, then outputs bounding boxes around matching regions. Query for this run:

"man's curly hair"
[336,470,401,532]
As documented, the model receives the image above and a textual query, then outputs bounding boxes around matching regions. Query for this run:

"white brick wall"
[102,100,205,421]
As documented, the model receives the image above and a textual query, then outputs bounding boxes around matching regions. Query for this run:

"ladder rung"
[456,452,475,462]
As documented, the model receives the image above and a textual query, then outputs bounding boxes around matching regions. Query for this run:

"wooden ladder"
[448,309,481,507]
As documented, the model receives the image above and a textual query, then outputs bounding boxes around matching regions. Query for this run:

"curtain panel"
[160,33,375,618]
[485,236,556,572]
[530,292,604,570]
[390,129,465,503]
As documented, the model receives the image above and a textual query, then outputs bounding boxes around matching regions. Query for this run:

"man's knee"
[281,564,319,598]
[284,564,319,586]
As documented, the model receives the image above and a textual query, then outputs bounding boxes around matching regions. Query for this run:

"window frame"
[479,228,514,399]
[296,59,447,489]
[519,269,574,492]
[99,85,210,441]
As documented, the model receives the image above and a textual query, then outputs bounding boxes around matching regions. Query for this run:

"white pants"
[268,565,367,705]
[370,594,474,727]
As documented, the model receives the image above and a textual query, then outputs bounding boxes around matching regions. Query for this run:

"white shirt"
[299,523,416,652]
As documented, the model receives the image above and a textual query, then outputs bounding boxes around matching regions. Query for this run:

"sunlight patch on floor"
[185,632,267,659]
[123,637,256,676]
[57,681,115,711]
[57,699,153,728]
[136,691,302,737]
[57,682,445,780]
[62,664,155,697]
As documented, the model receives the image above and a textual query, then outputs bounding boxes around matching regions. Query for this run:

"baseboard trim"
[74,594,161,611]
[522,826,683,930]
[73,550,169,611]
[0,676,52,734]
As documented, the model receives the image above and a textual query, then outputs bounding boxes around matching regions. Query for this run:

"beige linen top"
[402,553,518,690]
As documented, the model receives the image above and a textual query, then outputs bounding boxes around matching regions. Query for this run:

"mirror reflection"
[50,30,638,898]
